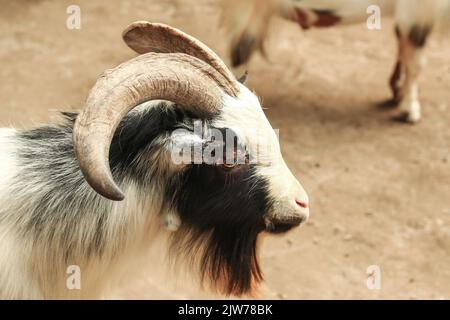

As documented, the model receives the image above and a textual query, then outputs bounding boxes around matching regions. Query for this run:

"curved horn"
[122,21,240,97]
[74,52,231,201]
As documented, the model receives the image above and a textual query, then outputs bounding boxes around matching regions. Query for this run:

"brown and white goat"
[222,0,450,123]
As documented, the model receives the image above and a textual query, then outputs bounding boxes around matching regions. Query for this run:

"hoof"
[392,111,420,124]
[397,100,421,123]
[406,111,421,123]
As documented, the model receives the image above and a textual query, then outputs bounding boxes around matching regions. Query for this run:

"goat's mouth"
[264,216,305,234]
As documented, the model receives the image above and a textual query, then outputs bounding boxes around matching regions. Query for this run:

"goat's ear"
[238,71,249,84]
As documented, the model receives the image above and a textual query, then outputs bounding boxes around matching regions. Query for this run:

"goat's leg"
[390,27,406,103]
[394,25,431,123]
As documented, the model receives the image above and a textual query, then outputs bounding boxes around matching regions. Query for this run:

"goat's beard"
[169,223,263,296]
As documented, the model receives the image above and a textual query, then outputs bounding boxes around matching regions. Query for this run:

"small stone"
[365,211,373,217]
[312,238,320,245]
[286,239,294,246]
[306,220,317,227]
[343,234,353,241]
[443,157,448,164]
[315,162,321,168]
[277,293,288,300]
[333,224,344,235]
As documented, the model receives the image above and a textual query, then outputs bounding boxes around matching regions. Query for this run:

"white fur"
[0,177,169,299]
[0,130,42,298]
[216,84,309,220]
[0,129,18,192]
[0,126,174,298]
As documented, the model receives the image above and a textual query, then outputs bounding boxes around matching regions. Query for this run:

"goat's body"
[292,0,394,24]
[0,107,171,299]
[284,0,450,28]
[0,130,43,298]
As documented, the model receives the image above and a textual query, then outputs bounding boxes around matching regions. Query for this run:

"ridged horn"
[122,21,240,97]
[73,52,232,200]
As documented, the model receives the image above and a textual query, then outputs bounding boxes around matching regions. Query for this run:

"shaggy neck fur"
[0,98,270,298]
[0,104,179,299]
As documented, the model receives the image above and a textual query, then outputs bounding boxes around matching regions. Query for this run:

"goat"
[221,0,450,123]
[0,22,309,299]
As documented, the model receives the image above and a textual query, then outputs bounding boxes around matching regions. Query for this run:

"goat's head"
[73,22,309,296]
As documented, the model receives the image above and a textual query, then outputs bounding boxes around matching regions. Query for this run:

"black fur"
[14,103,184,258]
[107,104,188,185]
[409,24,432,47]
[166,162,273,295]
[14,103,274,295]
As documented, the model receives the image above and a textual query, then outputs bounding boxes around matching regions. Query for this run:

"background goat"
[221,0,450,123]
[0,22,309,299]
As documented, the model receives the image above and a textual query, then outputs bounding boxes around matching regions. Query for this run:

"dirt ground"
[1,0,449,299]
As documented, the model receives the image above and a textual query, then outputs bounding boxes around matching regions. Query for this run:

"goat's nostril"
[295,198,308,209]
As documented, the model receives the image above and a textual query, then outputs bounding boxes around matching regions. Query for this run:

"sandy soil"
[0,0,449,299]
